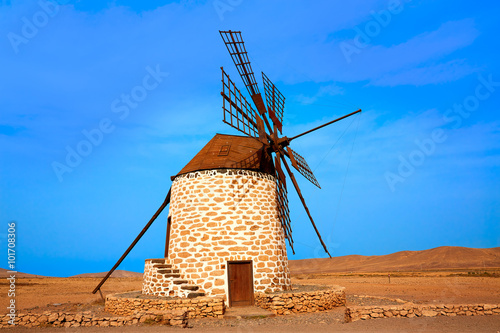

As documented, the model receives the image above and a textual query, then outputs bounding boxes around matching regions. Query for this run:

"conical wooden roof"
[172,134,275,179]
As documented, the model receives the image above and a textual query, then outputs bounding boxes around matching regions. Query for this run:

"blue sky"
[1,0,499,277]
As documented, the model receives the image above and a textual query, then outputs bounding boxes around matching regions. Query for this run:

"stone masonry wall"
[345,303,500,322]
[157,169,291,299]
[105,293,224,319]
[0,309,188,329]
[255,287,346,315]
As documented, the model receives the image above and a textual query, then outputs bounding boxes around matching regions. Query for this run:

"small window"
[218,145,231,156]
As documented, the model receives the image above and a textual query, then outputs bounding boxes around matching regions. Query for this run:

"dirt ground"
[1,270,500,332]
[293,270,500,304]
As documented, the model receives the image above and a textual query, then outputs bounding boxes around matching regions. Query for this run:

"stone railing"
[0,309,187,328]
[345,303,500,322]
[255,287,346,315]
[105,292,225,319]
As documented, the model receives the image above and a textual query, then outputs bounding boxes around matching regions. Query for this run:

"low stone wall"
[0,309,187,328]
[345,303,500,322]
[255,287,346,315]
[105,292,225,319]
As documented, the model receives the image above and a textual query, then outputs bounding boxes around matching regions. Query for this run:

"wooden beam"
[280,157,332,258]
[92,188,171,294]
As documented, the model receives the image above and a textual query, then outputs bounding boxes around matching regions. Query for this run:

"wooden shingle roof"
[172,134,275,179]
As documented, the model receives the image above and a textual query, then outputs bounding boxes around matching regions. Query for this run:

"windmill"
[93,30,361,305]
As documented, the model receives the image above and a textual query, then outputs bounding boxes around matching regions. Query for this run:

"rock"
[171,319,187,328]
[422,310,438,317]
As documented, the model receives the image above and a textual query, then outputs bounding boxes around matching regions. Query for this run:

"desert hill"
[0,268,142,278]
[2,246,498,278]
[289,246,500,275]
[70,270,142,278]
[0,268,48,278]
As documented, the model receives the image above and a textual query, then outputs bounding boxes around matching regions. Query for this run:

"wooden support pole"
[92,188,171,294]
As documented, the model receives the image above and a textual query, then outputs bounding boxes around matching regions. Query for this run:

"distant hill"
[0,268,142,278]
[289,246,500,275]
[0,268,48,278]
[4,246,499,278]
[70,270,143,278]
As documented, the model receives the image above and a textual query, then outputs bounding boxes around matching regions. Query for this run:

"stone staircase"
[143,259,205,298]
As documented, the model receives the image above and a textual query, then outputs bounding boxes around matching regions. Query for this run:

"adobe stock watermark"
[213,0,242,21]
[51,65,169,182]
[313,235,340,259]
[7,0,71,54]
[340,0,413,64]
[385,74,500,192]
[7,221,17,326]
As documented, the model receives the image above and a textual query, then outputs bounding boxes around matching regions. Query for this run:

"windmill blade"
[219,30,269,117]
[286,147,321,189]
[262,72,285,133]
[288,109,362,142]
[220,30,260,97]
[221,67,259,138]
[280,156,332,258]
[274,154,294,253]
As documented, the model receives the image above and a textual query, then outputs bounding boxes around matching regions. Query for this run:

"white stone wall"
[165,169,291,298]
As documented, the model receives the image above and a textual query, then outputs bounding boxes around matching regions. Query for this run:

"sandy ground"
[0,277,139,314]
[2,271,499,312]
[1,271,500,332]
[293,271,500,304]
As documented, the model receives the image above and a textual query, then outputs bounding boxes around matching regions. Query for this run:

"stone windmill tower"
[93,31,360,307]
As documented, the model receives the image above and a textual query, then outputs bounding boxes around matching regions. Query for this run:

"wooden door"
[228,261,254,307]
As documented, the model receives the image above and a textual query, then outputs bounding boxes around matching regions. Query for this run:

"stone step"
[160,273,181,278]
[181,285,199,291]
[157,268,180,274]
[153,264,173,269]
[173,280,188,285]
[187,292,205,298]
[149,259,167,264]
